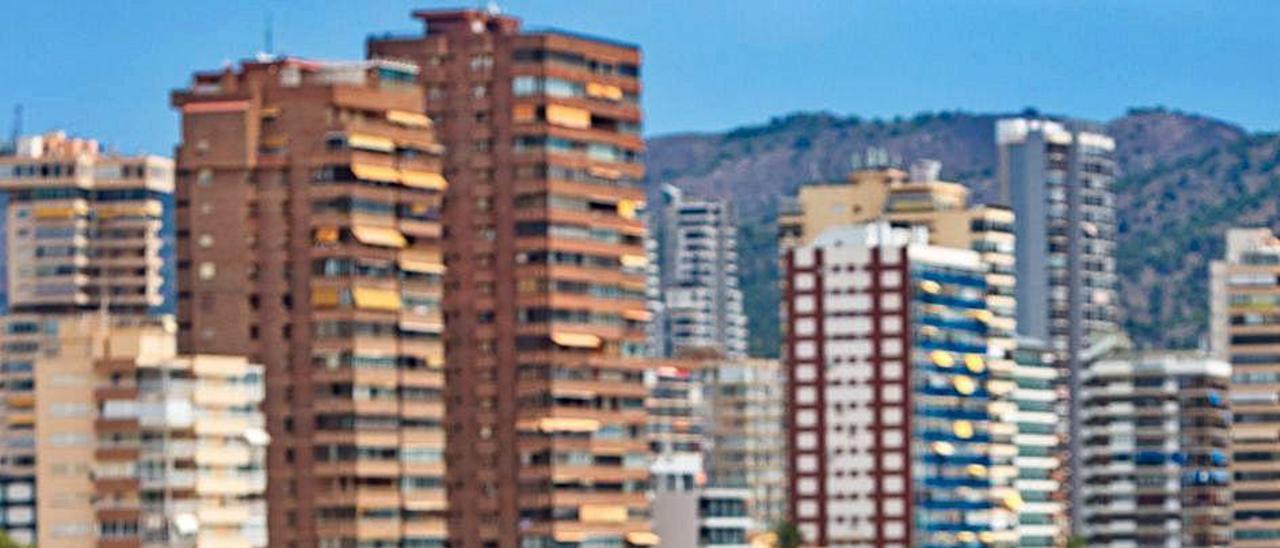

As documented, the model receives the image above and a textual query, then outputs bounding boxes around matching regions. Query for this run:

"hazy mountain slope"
[646,108,1249,355]
[1116,132,1280,348]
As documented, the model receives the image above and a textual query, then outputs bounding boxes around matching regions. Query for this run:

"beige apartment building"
[701,358,786,531]
[172,57,447,546]
[1212,227,1280,546]
[7,316,268,547]
[0,132,174,545]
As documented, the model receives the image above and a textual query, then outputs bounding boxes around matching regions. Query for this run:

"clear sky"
[2,0,1278,155]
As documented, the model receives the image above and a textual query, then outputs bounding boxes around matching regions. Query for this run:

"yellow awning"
[351,226,407,248]
[399,259,445,274]
[617,199,638,220]
[400,170,448,190]
[311,287,342,308]
[1001,491,1024,511]
[551,332,601,349]
[586,82,624,101]
[930,350,954,368]
[33,206,79,220]
[620,254,647,269]
[538,417,600,433]
[953,375,976,396]
[580,504,627,524]
[964,354,985,373]
[626,532,660,546]
[313,226,340,245]
[545,104,592,129]
[351,163,401,183]
[386,110,431,128]
[353,287,401,311]
[953,420,974,439]
[347,133,395,153]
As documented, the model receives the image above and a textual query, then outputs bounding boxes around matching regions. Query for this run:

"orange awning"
[347,133,395,153]
[551,332,601,349]
[625,532,660,546]
[386,110,431,128]
[400,170,448,190]
[351,163,401,183]
[545,104,592,129]
[351,226,407,248]
[586,82,624,101]
[353,287,401,311]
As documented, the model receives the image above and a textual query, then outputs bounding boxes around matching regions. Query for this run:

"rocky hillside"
[646,108,1253,355]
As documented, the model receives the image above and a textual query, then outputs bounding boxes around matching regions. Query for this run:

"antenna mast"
[10,104,21,147]
[264,13,274,56]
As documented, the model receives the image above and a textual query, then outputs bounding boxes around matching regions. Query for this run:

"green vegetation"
[772,520,804,548]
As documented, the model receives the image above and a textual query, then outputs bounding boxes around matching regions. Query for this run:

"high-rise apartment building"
[996,118,1117,525]
[0,132,174,544]
[0,316,268,547]
[648,363,707,495]
[646,362,756,547]
[702,358,787,531]
[778,162,1026,542]
[172,57,447,546]
[1211,227,1280,546]
[0,131,175,317]
[995,118,1117,355]
[777,160,1018,356]
[782,223,1019,546]
[368,10,652,547]
[1009,339,1068,546]
[89,322,270,548]
[1080,353,1231,547]
[648,184,747,358]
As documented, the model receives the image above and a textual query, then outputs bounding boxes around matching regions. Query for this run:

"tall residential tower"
[996,118,1117,527]
[783,223,1020,546]
[0,132,174,544]
[648,184,747,358]
[173,57,448,547]
[1211,227,1280,546]
[369,10,654,547]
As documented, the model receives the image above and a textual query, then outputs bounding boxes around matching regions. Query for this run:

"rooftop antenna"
[264,12,275,57]
[10,104,22,146]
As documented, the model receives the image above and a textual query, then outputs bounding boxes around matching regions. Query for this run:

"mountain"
[645,108,1251,355]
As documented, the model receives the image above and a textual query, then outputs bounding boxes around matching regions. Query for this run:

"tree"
[772,521,804,548]
[0,530,25,548]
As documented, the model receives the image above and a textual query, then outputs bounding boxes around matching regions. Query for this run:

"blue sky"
[1,0,1277,155]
